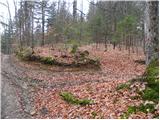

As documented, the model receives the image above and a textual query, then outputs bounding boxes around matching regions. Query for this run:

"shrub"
[60,92,93,106]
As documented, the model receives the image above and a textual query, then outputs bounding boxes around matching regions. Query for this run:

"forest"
[0,0,159,119]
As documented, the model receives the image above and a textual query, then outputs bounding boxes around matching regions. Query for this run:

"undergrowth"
[121,103,156,119]
[116,82,130,90]
[60,92,93,106]
[40,56,55,65]
[121,58,159,118]
[91,111,97,119]
[16,47,100,68]
[141,58,159,103]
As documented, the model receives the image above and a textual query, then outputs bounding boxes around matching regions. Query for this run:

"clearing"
[2,44,148,119]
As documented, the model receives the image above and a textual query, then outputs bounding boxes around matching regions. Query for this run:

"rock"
[22,83,28,89]
[155,104,159,110]
[40,107,48,115]
[144,100,155,105]
[30,110,36,116]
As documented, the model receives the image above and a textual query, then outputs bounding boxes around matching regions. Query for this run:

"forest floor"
[1,44,151,119]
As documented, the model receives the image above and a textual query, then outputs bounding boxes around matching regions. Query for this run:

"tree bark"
[145,1,159,65]
[41,1,45,46]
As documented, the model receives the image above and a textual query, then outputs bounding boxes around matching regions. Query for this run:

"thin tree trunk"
[104,35,107,51]
[41,1,45,46]
[31,7,34,49]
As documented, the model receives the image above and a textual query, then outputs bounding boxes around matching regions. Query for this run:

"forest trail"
[1,54,33,118]
[1,46,147,118]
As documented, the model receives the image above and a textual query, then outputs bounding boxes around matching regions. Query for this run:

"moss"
[79,50,89,58]
[121,59,159,118]
[40,57,55,65]
[60,92,78,104]
[116,83,130,90]
[142,88,159,102]
[60,92,93,106]
[122,104,155,119]
[78,99,92,105]
[120,112,130,119]
[16,47,33,60]
[121,106,137,119]
[70,44,78,54]
[16,47,101,68]
[91,111,97,119]
[153,114,159,119]
[144,58,159,86]
[141,59,159,102]
[137,103,155,113]
[127,106,137,114]
[130,95,140,100]
[88,58,100,66]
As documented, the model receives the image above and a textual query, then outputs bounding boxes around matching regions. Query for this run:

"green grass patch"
[60,92,93,106]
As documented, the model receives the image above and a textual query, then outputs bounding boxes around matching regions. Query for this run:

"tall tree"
[145,1,159,65]
[73,0,77,21]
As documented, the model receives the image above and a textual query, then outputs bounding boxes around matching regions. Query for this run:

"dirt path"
[1,54,32,118]
[1,54,123,119]
[0,54,123,118]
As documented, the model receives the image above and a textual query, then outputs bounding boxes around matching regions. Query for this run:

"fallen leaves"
[33,80,147,119]
[13,44,150,119]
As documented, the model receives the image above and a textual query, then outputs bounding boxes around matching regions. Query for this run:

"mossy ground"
[121,58,159,118]
[60,92,93,106]
[16,47,100,68]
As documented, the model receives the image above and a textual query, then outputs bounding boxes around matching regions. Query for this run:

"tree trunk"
[104,35,107,51]
[31,7,34,49]
[41,1,45,46]
[145,1,159,65]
